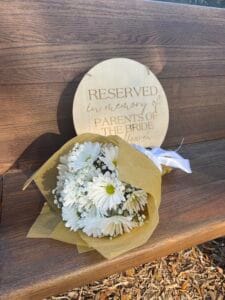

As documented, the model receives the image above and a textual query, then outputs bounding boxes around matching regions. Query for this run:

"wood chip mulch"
[46,238,225,300]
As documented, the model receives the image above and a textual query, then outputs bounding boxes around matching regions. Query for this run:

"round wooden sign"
[73,58,169,147]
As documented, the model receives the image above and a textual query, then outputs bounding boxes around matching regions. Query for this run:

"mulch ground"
[46,238,225,300]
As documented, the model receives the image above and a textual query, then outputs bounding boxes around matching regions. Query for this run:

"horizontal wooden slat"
[1,139,225,299]
[1,75,225,173]
[0,175,3,221]
[1,1,225,84]
[1,45,225,84]
[1,0,225,46]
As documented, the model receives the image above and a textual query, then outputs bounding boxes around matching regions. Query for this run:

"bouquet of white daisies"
[25,133,162,259]
[53,142,148,238]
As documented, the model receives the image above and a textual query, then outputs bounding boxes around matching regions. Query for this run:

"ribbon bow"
[133,144,192,174]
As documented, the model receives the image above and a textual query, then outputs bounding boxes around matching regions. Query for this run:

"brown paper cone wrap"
[25,133,161,259]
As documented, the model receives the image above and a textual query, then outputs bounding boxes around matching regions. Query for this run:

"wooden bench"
[1,1,225,299]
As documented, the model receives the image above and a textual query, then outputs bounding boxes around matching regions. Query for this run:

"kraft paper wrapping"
[25,133,161,259]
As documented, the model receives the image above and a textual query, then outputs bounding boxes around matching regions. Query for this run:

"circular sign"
[73,58,169,147]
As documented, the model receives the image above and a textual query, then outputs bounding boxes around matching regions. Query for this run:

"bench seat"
[1,138,225,300]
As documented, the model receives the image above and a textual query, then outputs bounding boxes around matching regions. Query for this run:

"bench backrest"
[1,0,225,174]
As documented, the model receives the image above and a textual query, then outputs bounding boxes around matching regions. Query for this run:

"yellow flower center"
[132,195,137,202]
[105,184,115,195]
[113,160,117,167]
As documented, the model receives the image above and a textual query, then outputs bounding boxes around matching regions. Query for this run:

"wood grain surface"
[1,139,225,299]
[1,1,225,298]
[0,175,3,222]
[1,0,225,173]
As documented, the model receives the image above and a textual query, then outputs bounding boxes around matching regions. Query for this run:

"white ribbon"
[133,144,192,174]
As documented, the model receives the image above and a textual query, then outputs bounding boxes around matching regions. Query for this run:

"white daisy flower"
[102,215,137,237]
[100,144,119,171]
[79,215,137,237]
[62,205,80,231]
[123,190,148,214]
[78,216,103,237]
[59,175,81,207]
[88,173,125,215]
[67,142,101,171]
[54,159,100,208]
